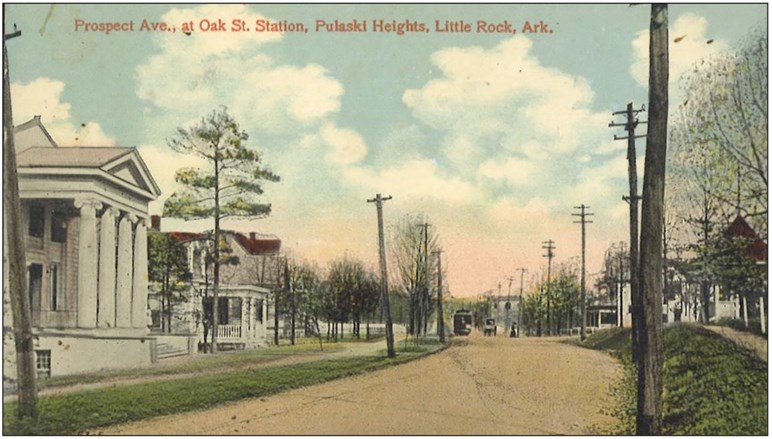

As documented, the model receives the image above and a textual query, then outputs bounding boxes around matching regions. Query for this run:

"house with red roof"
[147,217,282,354]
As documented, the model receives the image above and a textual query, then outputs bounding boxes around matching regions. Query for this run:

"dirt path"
[99,333,622,435]
[700,324,768,362]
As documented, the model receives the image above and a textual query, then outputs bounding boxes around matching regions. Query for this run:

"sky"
[4,3,767,299]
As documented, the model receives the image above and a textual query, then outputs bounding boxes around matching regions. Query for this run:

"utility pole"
[432,250,445,343]
[542,240,555,335]
[3,22,38,419]
[368,194,396,358]
[618,248,625,328]
[516,268,527,334]
[609,101,645,361]
[573,205,593,341]
[637,4,668,434]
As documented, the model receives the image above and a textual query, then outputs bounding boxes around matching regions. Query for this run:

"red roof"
[168,231,206,243]
[233,232,281,255]
[167,230,281,255]
[725,215,767,262]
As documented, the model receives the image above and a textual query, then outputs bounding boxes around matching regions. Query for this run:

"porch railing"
[217,324,242,339]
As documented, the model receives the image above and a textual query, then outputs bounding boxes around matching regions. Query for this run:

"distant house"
[147,218,282,353]
[664,214,766,325]
[3,116,161,384]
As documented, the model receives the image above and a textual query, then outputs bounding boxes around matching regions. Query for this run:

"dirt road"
[100,333,622,435]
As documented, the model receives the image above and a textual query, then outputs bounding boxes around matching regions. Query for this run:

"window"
[150,309,161,328]
[217,297,230,325]
[51,212,67,243]
[28,205,44,238]
[27,264,43,312]
[49,264,60,311]
[35,350,51,379]
[256,299,264,323]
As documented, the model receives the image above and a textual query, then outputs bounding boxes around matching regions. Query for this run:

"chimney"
[249,232,256,241]
[150,215,161,231]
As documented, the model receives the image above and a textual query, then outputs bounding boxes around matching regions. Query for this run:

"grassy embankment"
[4,339,442,435]
[582,324,767,435]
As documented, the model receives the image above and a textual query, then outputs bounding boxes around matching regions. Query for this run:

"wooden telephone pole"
[516,268,527,334]
[609,101,646,360]
[542,240,555,335]
[432,250,445,343]
[637,4,668,434]
[572,205,593,341]
[368,194,396,358]
[3,22,38,418]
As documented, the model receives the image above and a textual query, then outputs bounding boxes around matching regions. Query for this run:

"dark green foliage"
[148,231,192,332]
[661,325,767,435]
[582,325,767,435]
[3,349,436,435]
[163,106,279,222]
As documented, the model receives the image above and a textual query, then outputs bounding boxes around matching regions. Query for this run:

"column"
[75,199,102,328]
[116,213,136,328]
[132,218,148,328]
[97,207,119,328]
[240,297,248,340]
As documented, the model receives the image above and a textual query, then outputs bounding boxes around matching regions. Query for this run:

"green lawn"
[581,324,767,435]
[40,341,346,389]
[4,341,442,435]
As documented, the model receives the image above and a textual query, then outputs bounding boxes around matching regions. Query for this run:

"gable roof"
[168,230,281,255]
[13,116,58,148]
[17,147,132,168]
[233,233,281,255]
[17,146,162,198]
[725,215,767,262]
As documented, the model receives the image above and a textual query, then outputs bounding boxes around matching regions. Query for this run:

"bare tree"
[389,214,440,336]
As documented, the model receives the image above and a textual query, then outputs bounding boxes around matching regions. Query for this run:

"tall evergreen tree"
[163,107,279,352]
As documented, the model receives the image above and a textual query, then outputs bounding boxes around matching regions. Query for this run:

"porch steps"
[156,342,189,360]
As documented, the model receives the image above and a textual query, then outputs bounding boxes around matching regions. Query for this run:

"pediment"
[103,150,162,198]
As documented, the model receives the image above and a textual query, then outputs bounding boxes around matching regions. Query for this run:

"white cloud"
[630,13,729,87]
[342,159,477,205]
[136,4,344,136]
[320,123,368,165]
[11,77,115,146]
[477,156,538,187]
[403,36,608,167]
[136,144,209,214]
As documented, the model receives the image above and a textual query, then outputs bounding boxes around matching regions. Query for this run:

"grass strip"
[4,346,437,435]
[581,324,767,435]
[40,342,346,389]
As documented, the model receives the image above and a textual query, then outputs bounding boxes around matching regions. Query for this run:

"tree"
[596,242,630,326]
[326,257,379,340]
[163,107,279,353]
[673,27,768,237]
[148,232,192,333]
[389,214,440,336]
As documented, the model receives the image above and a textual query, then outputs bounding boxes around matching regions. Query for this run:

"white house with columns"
[3,116,161,384]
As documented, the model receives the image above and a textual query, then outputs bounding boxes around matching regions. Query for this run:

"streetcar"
[453,309,473,336]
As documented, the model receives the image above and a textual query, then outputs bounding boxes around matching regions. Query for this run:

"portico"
[3,116,161,384]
